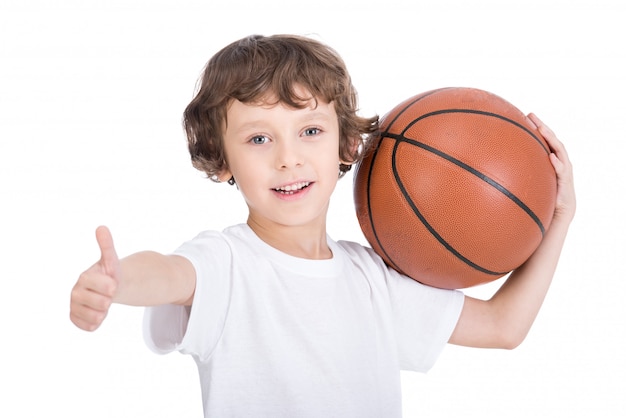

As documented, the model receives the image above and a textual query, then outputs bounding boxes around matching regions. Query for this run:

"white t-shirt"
[144,224,464,418]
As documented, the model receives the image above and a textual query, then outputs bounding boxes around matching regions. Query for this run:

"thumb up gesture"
[70,226,120,331]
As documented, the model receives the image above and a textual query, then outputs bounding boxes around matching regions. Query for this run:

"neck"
[246,216,332,260]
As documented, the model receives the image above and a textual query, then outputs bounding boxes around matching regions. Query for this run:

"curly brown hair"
[183,34,379,183]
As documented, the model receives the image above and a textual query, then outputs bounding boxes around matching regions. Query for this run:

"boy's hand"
[528,113,576,224]
[70,226,120,331]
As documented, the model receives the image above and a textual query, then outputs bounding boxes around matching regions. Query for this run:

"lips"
[272,181,311,195]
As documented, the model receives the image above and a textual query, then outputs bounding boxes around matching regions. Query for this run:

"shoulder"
[332,239,395,279]
[334,239,381,261]
[334,238,463,298]
[171,224,257,272]
[175,224,249,251]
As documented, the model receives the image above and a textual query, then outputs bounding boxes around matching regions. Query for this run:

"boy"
[70,34,575,417]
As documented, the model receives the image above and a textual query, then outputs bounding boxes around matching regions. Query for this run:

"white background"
[1,0,624,416]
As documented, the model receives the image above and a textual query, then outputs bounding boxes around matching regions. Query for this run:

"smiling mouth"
[272,181,311,195]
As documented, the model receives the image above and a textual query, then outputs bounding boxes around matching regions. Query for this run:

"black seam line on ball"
[390,140,509,277]
[386,131,546,237]
[400,108,550,155]
[381,88,453,134]
[363,137,404,274]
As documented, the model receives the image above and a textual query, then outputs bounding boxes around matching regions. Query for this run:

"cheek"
[227,150,260,176]
[230,164,258,191]
[316,151,341,182]
[324,141,342,167]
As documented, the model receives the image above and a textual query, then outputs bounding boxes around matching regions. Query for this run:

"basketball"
[353,87,557,289]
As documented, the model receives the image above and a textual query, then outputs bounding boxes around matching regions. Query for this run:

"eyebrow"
[299,110,335,123]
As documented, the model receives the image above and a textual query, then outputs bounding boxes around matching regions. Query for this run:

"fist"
[70,226,120,331]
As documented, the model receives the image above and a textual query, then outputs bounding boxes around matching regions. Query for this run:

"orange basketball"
[353,87,557,289]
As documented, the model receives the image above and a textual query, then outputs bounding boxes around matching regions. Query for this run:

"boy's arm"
[448,113,576,349]
[69,226,196,332]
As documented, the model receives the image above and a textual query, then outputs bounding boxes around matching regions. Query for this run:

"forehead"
[225,96,337,131]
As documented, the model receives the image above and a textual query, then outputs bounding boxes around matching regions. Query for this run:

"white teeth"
[275,182,310,193]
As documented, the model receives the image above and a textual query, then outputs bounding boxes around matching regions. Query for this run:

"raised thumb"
[95,225,119,275]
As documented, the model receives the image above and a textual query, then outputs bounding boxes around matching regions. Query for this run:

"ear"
[215,167,234,183]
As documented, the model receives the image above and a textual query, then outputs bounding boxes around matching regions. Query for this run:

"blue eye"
[250,135,269,145]
[304,127,321,136]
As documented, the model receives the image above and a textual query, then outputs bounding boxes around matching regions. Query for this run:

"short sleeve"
[386,272,464,372]
[143,231,233,362]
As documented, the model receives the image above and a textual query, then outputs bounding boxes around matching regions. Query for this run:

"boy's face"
[220,92,342,231]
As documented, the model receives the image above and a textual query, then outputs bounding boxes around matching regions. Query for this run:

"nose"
[275,139,303,169]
